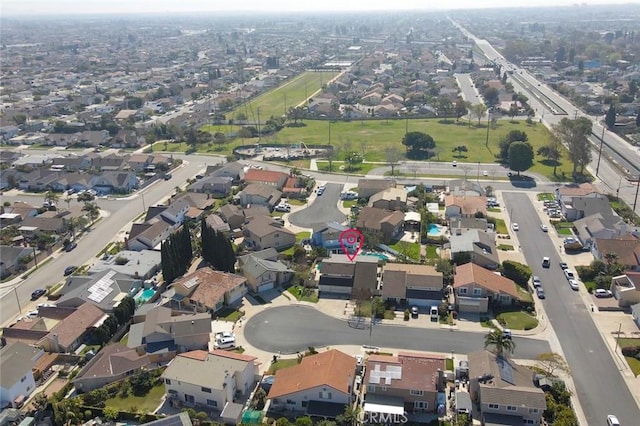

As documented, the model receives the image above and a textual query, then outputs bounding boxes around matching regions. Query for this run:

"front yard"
[287,285,319,303]
[496,310,539,330]
[267,358,299,374]
[618,338,640,377]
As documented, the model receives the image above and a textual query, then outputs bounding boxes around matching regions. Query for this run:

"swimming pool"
[427,224,442,236]
[135,288,156,303]
[362,251,391,261]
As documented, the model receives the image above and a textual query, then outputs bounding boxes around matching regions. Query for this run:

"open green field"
[230,71,340,121]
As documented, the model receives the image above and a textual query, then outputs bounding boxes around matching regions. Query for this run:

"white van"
[430,306,439,320]
[214,336,236,350]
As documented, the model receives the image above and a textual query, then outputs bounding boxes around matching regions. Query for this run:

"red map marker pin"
[339,228,364,262]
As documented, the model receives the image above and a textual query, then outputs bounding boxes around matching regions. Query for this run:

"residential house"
[453,263,525,313]
[358,179,397,199]
[73,343,151,392]
[91,170,138,194]
[171,267,247,313]
[448,180,486,197]
[560,194,615,222]
[573,213,630,251]
[611,273,640,308]
[89,250,161,280]
[449,229,500,269]
[318,254,379,299]
[205,214,231,234]
[632,303,640,329]
[219,204,246,230]
[112,130,144,148]
[369,188,407,211]
[51,155,92,172]
[468,350,546,425]
[238,183,282,209]
[238,248,294,293]
[79,130,110,147]
[554,183,600,203]
[449,217,491,234]
[204,162,245,183]
[126,199,190,251]
[363,352,446,416]
[3,303,106,353]
[243,169,288,189]
[356,207,404,244]
[381,264,443,307]
[90,153,128,171]
[0,246,33,278]
[19,216,67,235]
[127,306,211,362]
[162,350,259,415]
[56,269,141,312]
[267,349,357,418]
[592,236,640,271]
[281,176,307,199]
[444,196,487,220]
[0,342,43,408]
[144,413,193,426]
[312,222,349,251]
[188,176,233,197]
[1,202,39,221]
[243,215,295,251]
[127,154,170,172]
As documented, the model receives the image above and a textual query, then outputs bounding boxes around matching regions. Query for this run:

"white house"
[0,341,44,408]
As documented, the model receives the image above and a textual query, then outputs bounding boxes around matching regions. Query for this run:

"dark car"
[536,288,546,299]
[64,242,77,252]
[163,173,172,180]
[31,289,47,300]
[64,266,77,276]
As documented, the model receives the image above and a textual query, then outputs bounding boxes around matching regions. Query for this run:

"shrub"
[404,309,410,321]
[621,346,640,357]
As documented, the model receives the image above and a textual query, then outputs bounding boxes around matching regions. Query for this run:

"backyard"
[104,382,166,412]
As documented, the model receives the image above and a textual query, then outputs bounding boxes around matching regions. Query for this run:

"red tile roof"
[454,263,521,299]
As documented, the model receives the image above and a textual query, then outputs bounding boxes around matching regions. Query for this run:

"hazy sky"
[2,0,637,16]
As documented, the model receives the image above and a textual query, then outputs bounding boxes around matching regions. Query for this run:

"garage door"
[458,299,482,313]
[258,282,274,292]
[408,299,440,307]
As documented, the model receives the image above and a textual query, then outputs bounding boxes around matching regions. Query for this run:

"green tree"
[508,103,519,120]
[452,145,468,158]
[82,202,100,226]
[484,329,516,355]
[537,135,563,175]
[336,404,361,426]
[482,87,500,106]
[553,117,593,175]
[471,103,488,126]
[402,131,435,159]
[499,130,529,162]
[535,352,571,376]
[344,152,363,172]
[13,113,27,126]
[454,98,469,122]
[501,260,531,287]
[129,371,153,396]
[103,407,119,421]
[386,147,402,176]
[295,417,313,426]
[437,97,454,122]
[605,104,616,129]
[507,141,534,175]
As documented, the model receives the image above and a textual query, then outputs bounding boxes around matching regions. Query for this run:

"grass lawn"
[120,334,129,345]
[517,286,533,303]
[582,280,596,291]
[480,316,496,328]
[389,240,421,261]
[267,358,300,374]
[497,244,514,251]
[425,245,438,259]
[316,161,378,175]
[343,199,357,208]
[287,199,306,206]
[287,285,319,303]
[493,218,508,234]
[356,300,396,320]
[296,231,311,242]
[618,338,640,377]
[80,344,101,355]
[496,311,539,330]
[221,309,244,322]
[537,193,555,201]
[446,358,454,371]
[488,207,502,213]
[557,227,573,236]
[104,382,165,412]
[229,71,339,121]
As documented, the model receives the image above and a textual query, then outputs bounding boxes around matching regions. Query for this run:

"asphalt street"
[243,305,550,358]
[502,192,639,425]
[288,182,346,229]
[454,73,482,106]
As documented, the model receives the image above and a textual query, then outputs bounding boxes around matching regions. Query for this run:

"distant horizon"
[2,0,638,18]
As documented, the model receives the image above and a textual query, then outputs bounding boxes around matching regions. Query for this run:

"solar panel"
[87,270,117,303]
[183,277,199,289]
[497,356,515,385]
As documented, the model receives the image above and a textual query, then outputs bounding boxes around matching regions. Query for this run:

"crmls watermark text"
[362,412,408,424]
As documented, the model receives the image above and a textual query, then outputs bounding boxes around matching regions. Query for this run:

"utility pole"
[257,108,261,143]
[32,245,38,269]
[14,287,22,315]
[614,322,622,353]
[485,112,490,147]
[596,122,605,177]
[634,174,640,212]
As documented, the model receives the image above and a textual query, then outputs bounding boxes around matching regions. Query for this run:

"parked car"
[64,242,77,252]
[532,276,542,288]
[31,289,47,300]
[274,203,291,212]
[411,306,419,318]
[26,310,39,319]
[511,222,519,231]
[163,173,172,180]
[568,279,579,291]
[564,270,575,280]
[503,329,512,339]
[540,224,548,232]
[559,262,569,270]
[595,289,613,298]
[64,266,77,276]
[536,288,546,299]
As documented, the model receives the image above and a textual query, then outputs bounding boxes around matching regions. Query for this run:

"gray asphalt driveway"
[288,183,346,229]
[243,305,550,358]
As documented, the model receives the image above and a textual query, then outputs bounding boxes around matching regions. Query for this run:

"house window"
[500,294,510,301]
[529,408,539,414]
[524,420,534,425]
[275,233,279,238]
[367,385,377,392]
[506,405,517,412]
[459,288,468,294]
[286,400,296,405]
[165,378,172,385]
[488,403,499,409]
[319,391,332,399]
[185,394,195,403]
[202,387,212,393]
[302,401,308,407]
[207,399,217,407]
[380,387,387,392]
[413,401,427,409]
[20,376,26,383]
[472,288,482,296]
[410,390,424,396]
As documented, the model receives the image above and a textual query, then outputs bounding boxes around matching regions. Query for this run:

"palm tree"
[44,190,59,208]
[336,404,360,426]
[484,329,516,355]
[82,202,100,226]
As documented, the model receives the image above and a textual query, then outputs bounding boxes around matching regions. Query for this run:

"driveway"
[288,183,346,229]
[243,305,550,358]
